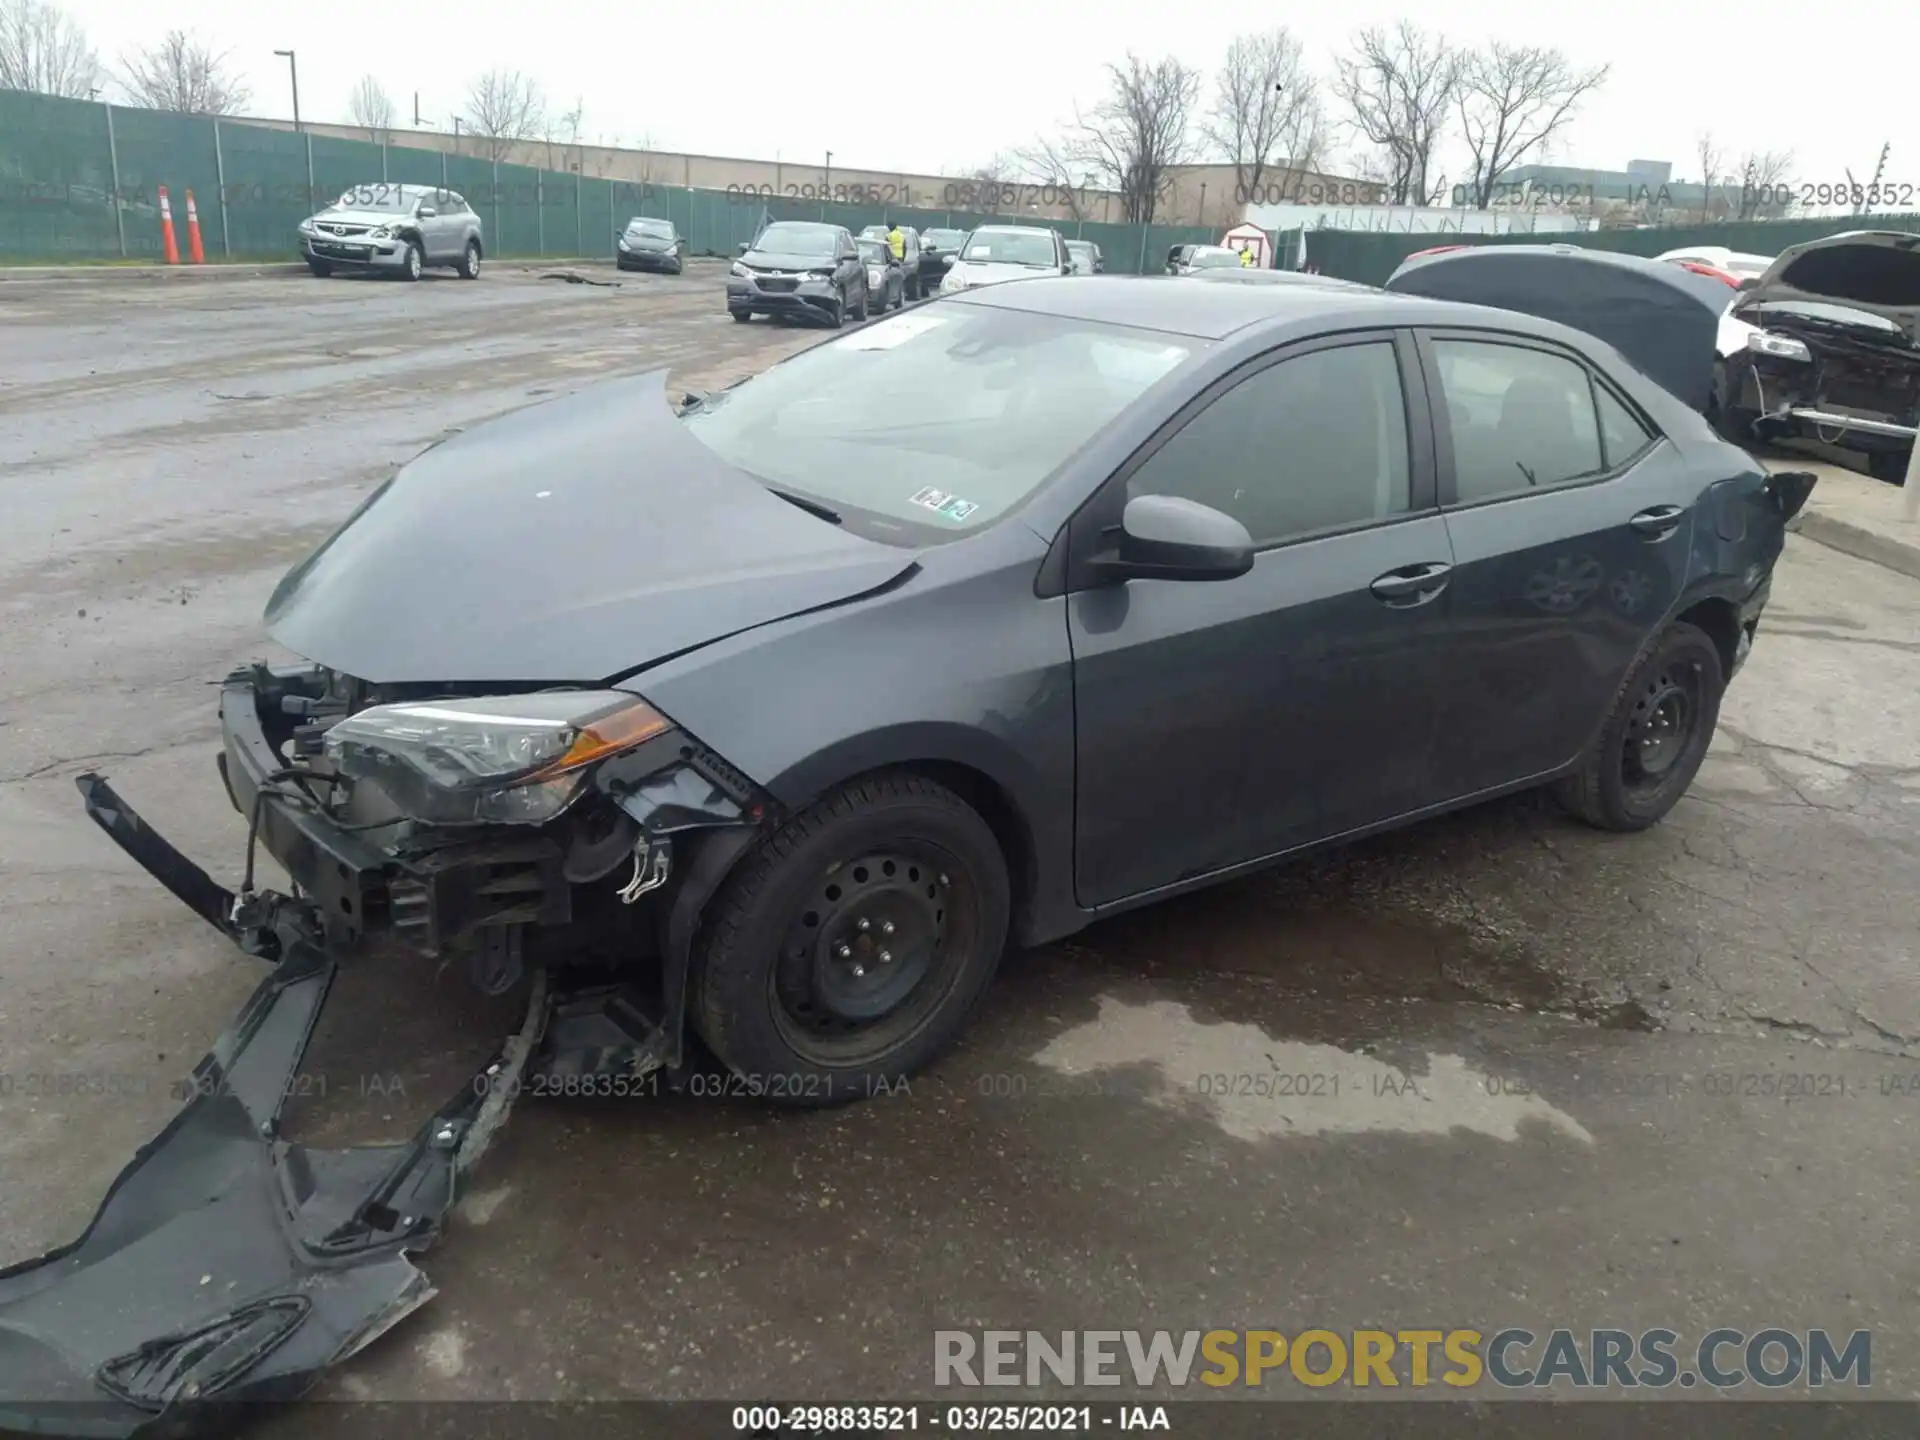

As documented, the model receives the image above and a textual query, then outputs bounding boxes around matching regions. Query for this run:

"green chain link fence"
[2,90,1229,269]
[10,89,1917,277]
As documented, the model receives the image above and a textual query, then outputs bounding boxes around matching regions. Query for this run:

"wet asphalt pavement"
[1,264,1918,1421]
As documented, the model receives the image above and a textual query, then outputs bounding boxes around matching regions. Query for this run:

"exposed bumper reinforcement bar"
[0,775,550,1437]
[1781,407,1918,440]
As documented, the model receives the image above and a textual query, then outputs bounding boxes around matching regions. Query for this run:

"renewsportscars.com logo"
[934,1328,1872,1390]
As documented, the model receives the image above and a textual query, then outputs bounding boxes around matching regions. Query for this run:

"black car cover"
[1385,244,1729,414]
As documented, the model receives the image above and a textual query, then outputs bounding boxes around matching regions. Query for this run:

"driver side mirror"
[416,206,436,219]
[942,253,957,268]
[736,241,751,256]
[1090,495,1254,584]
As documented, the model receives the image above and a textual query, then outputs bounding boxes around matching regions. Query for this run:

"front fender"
[627,536,1083,945]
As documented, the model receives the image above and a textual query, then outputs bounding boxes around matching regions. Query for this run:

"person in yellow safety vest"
[887,223,906,262]
[1239,245,1255,267]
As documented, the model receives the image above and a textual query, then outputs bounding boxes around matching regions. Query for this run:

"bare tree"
[463,68,545,163]
[348,75,395,143]
[119,29,248,114]
[0,0,99,97]
[1333,22,1459,206]
[1695,132,1724,220]
[541,98,585,171]
[1070,54,1201,223]
[1010,136,1096,220]
[1456,43,1607,209]
[1734,150,1793,220]
[1204,29,1324,209]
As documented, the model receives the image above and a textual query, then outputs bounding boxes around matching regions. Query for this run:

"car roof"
[954,273,1543,340]
[970,224,1056,236]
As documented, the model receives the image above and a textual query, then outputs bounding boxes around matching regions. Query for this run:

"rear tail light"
[1672,260,1741,287]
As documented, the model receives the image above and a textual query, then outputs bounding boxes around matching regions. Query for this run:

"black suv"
[727,221,869,326]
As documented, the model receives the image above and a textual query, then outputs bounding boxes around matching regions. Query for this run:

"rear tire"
[691,772,1010,1107]
[1554,621,1724,832]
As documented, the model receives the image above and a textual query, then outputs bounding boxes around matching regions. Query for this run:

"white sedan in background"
[938,226,1071,293]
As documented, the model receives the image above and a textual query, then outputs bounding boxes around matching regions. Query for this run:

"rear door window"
[1429,339,1605,503]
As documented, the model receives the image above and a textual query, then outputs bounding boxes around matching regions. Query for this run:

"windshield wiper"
[766,488,843,525]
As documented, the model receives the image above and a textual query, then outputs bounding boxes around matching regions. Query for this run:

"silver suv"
[298,183,484,281]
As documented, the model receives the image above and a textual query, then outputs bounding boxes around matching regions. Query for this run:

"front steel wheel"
[692,773,1010,1105]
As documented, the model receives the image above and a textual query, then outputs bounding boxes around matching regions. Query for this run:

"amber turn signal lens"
[520,699,671,783]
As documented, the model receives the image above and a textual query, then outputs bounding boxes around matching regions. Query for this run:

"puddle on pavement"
[1032,994,1594,1146]
[1054,797,1660,1034]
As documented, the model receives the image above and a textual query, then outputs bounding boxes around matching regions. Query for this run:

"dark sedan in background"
[617,216,686,273]
[918,227,969,291]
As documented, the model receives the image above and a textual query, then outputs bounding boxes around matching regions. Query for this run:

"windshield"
[858,238,890,263]
[755,223,840,257]
[682,306,1194,541]
[1191,249,1242,269]
[961,230,1058,267]
[627,218,673,238]
[324,184,417,214]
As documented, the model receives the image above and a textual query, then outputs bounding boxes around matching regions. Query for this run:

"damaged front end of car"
[0,663,782,1436]
[1721,229,1920,481]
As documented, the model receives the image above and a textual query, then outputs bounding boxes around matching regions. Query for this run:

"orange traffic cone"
[157,185,181,265]
[184,189,206,264]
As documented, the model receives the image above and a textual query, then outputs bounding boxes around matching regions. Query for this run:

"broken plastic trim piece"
[0,779,547,1439]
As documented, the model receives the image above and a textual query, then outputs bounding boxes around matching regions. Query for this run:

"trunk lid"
[264,371,917,686]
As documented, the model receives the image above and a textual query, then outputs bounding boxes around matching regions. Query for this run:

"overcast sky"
[60,0,1904,192]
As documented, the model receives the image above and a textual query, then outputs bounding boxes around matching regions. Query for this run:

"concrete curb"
[1792,510,1920,582]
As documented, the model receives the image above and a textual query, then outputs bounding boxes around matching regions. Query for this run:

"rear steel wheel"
[1555,621,1723,832]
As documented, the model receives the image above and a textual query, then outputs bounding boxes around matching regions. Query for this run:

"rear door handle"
[1629,505,1685,538]
[1370,561,1452,606]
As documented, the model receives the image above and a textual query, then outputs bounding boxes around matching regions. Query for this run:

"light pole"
[273,49,300,132]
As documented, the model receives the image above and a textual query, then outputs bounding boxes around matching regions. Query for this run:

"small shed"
[1220,223,1272,269]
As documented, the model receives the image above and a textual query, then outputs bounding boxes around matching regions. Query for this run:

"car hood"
[307,209,412,227]
[741,247,836,270]
[1733,230,1920,341]
[264,371,918,686]
[1385,245,1729,412]
[949,260,1057,287]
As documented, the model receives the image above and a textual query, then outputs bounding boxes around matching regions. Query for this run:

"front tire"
[457,240,481,280]
[306,259,331,278]
[691,772,1010,1107]
[1554,621,1724,832]
[851,282,869,322]
[398,242,422,281]
[729,307,752,322]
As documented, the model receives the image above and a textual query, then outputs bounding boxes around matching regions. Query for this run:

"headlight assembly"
[1749,331,1811,362]
[323,691,672,826]
[368,225,393,241]
[730,261,751,278]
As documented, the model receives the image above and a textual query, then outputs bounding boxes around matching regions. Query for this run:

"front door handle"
[1629,505,1685,538]
[1370,561,1452,606]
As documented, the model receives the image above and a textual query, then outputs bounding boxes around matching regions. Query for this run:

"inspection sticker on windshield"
[847,311,948,350]
[910,487,978,522]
